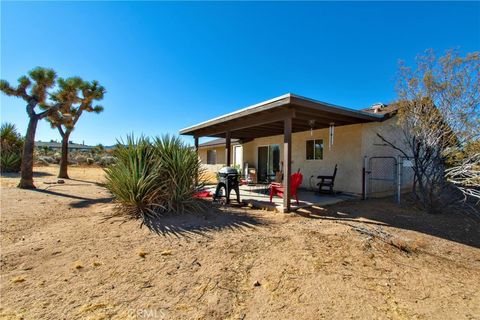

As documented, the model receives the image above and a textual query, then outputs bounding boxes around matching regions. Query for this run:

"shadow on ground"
[299,197,480,249]
[142,205,267,238]
[1,171,55,178]
[68,178,106,187]
[30,188,113,208]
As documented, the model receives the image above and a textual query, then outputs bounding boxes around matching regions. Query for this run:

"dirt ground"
[1,166,479,319]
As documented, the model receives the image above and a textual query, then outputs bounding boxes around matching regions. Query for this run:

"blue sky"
[1,1,479,146]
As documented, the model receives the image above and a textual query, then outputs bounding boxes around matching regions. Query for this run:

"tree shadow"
[67,178,106,187]
[141,205,267,238]
[298,197,480,249]
[30,188,113,208]
[1,171,55,178]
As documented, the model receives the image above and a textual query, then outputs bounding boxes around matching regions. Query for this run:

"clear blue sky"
[1,1,479,146]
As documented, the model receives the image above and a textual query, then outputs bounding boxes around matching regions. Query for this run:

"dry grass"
[10,276,25,283]
[1,166,479,319]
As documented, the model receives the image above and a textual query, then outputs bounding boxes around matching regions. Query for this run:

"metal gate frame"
[363,156,402,203]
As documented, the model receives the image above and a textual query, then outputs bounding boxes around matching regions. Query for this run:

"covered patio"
[181,93,383,212]
[203,184,353,212]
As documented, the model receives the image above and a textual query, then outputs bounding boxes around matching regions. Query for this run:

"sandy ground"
[1,166,479,319]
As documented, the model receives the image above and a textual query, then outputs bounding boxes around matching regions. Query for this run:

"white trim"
[180,93,384,134]
[180,93,291,132]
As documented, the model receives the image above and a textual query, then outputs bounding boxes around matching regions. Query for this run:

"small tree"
[379,50,480,212]
[0,67,57,188]
[91,144,105,156]
[48,78,105,178]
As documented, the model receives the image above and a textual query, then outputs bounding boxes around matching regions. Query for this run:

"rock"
[253,281,261,287]
[57,179,65,184]
[75,155,88,164]
[38,156,55,164]
[37,158,50,166]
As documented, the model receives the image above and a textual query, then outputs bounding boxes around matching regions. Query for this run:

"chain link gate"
[363,156,416,203]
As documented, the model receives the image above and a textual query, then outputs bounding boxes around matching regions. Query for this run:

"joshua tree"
[0,67,57,188]
[48,78,105,178]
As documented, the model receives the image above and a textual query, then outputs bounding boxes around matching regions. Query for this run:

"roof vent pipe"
[371,103,384,113]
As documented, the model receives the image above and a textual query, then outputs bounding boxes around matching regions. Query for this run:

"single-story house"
[180,93,408,212]
[36,141,94,152]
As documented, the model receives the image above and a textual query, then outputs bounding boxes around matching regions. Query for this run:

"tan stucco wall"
[360,117,406,158]
[198,146,226,166]
[238,124,364,194]
[196,116,409,195]
[360,116,414,197]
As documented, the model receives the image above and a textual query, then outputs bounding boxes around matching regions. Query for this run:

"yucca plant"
[1,123,24,172]
[153,135,205,214]
[104,135,205,220]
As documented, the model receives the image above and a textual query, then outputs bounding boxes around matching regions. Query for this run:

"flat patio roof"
[180,93,386,140]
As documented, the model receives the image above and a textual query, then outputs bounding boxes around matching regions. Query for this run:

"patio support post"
[283,116,292,212]
[225,131,231,166]
[194,136,199,186]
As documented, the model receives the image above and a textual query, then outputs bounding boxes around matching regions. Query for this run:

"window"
[306,139,323,160]
[207,150,217,164]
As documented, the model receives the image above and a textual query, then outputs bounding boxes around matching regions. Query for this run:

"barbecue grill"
[213,167,241,204]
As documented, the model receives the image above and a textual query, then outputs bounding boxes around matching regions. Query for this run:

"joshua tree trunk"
[18,115,39,189]
[58,130,70,179]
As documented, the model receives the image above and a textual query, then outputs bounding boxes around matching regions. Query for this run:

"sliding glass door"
[257,144,280,182]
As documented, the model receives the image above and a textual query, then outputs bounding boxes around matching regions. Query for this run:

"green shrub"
[104,135,205,219]
[1,123,23,172]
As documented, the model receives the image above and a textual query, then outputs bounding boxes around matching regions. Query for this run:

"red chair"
[269,172,303,205]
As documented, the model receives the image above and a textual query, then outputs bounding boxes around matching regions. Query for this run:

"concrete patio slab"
[206,184,355,212]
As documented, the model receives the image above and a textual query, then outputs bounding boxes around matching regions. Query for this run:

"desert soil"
[1,166,479,319]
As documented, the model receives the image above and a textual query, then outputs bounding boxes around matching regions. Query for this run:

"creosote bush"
[104,135,205,219]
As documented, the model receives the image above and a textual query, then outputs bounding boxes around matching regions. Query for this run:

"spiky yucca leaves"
[48,77,106,179]
[104,136,162,219]
[153,135,205,214]
[0,123,24,172]
[1,153,22,172]
[1,67,57,188]
[104,135,205,220]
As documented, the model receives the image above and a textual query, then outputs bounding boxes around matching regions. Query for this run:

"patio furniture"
[317,164,337,194]
[247,168,257,184]
[269,171,303,205]
[274,171,283,183]
[194,190,212,198]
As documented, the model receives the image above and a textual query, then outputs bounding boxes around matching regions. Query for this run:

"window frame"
[206,149,217,165]
[306,139,324,160]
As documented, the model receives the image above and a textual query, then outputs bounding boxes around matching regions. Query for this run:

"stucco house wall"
[198,146,227,173]
[239,123,364,194]
[197,115,410,196]
[360,117,414,196]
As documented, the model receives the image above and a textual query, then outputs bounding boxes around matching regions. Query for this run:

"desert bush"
[104,135,204,219]
[1,123,23,172]
[99,156,115,166]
